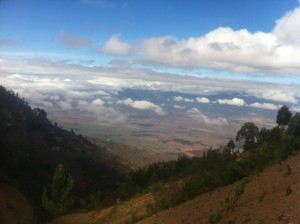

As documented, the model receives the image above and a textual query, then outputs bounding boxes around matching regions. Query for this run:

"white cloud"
[217,98,246,106]
[98,6,300,75]
[247,90,297,104]
[174,105,185,109]
[173,96,194,102]
[91,98,105,106]
[100,35,131,56]
[118,98,166,115]
[42,101,54,107]
[174,96,184,101]
[60,30,91,49]
[273,7,300,46]
[57,101,73,110]
[184,98,194,102]
[77,100,88,106]
[91,107,126,123]
[67,91,90,99]
[196,97,210,103]
[49,95,60,100]
[249,102,279,110]
[187,108,228,126]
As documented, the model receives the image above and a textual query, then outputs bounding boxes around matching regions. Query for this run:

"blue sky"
[1,0,300,129]
[1,0,299,65]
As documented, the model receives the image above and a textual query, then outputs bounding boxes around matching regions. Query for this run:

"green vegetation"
[276,105,292,126]
[42,164,74,218]
[236,122,259,151]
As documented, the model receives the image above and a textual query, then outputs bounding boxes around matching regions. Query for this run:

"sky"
[1,0,300,137]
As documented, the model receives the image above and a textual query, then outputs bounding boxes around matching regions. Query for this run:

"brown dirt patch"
[0,183,35,224]
[138,153,300,224]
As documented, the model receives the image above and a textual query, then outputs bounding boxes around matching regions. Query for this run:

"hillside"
[0,86,133,220]
[138,152,300,224]
[49,104,300,224]
[50,152,300,224]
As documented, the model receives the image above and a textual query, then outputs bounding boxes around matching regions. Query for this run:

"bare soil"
[0,183,35,224]
[139,153,300,224]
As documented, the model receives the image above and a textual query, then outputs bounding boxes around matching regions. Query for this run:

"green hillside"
[0,85,133,221]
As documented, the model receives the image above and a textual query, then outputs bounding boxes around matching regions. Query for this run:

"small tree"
[42,164,74,218]
[276,105,292,126]
[226,139,235,152]
[236,122,259,151]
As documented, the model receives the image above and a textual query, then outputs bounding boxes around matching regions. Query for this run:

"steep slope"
[50,152,300,224]
[0,86,132,214]
[138,152,300,224]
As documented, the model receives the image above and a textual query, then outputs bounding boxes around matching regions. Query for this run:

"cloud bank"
[97,6,300,75]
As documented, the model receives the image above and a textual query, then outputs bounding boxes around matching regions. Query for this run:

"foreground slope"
[138,153,300,224]
[50,152,300,224]
[0,183,35,224]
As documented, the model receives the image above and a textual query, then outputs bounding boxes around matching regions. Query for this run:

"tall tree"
[287,113,300,137]
[236,122,259,151]
[276,105,292,126]
[42,164,74,217]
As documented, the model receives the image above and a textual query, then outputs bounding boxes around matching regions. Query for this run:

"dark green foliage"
[276,105,292,126]
[270,126,282,140]
[42,164,74,217]
[226,139,235,151]
[257,127,271,144]
[287,113,300,137]
[131,155,190,189]
[236,122,259,150]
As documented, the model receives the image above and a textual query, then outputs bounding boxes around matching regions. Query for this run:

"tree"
[42,164,74,217]
[226,139,235,151]
[257,127,271,144]
[236,122,259,151]
[34,108,47,120]
[287,113,300,137]
[276,105,292,126]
